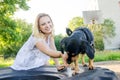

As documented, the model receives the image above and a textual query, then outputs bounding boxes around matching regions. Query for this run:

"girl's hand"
[61,53,69,67]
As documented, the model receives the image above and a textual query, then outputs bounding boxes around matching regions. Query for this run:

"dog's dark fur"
[60,27,95,74]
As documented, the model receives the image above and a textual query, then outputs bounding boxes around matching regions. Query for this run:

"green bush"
[54,34,65,51]
[94,31,104,51]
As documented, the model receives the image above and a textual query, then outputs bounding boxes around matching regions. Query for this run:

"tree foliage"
[101,18,116,38]
[0,0,30,57]
[0,19,32,58]
[68,16,84,31]
[0,0,29,17]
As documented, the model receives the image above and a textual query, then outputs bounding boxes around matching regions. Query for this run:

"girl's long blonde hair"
[33,13,54,38]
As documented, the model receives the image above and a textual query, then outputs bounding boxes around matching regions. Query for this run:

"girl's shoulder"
[31,34,44,42]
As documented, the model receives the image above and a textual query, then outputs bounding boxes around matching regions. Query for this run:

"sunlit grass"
[49,50,120,65]
[94,50,120,62]
[0,50,120,68]
[0,57,14,68]
[81,50,120,63]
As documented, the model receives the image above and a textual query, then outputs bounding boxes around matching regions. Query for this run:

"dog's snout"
[67,60,71,64]
[71,57,76,61]
[67,58,72,64]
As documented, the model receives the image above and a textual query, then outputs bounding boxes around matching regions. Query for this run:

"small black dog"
[60,27,95,74]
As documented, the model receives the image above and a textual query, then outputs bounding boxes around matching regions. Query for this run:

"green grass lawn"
[0,50,120,68]
[82,50,120,63]
[94,50,120,62]
[0,57,14,68]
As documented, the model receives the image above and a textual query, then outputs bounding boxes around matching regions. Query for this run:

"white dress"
[10,35,50,70]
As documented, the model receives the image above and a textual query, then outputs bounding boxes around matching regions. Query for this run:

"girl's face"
[39,16,53,35]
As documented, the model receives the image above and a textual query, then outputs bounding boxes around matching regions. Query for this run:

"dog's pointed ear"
[60,37,68,54]
[66,28,72,36]
[81,40,95,59]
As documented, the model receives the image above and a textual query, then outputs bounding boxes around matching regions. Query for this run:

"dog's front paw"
[72,71,79,76]
[83,64,87,67]
[88,66,94,70]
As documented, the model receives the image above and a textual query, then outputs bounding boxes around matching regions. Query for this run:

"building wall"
[97,0,120,49]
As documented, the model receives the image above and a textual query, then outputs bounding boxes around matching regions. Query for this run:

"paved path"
[94,61,120,79]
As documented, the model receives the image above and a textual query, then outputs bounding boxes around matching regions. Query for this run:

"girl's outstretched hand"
[57,53,69,72]
[61,53,69,67]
